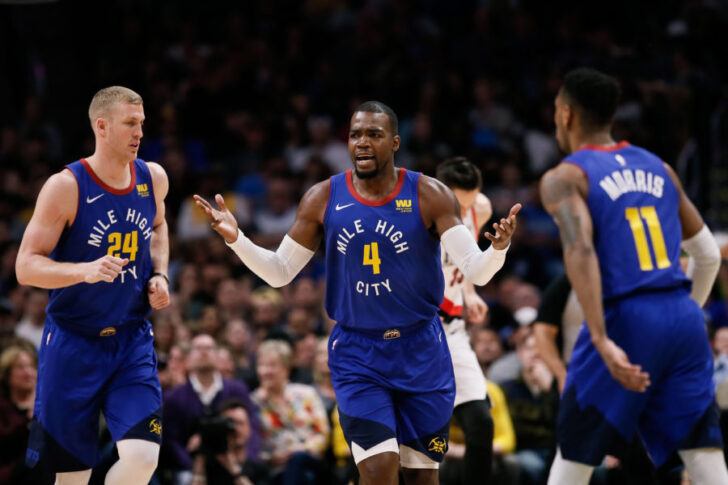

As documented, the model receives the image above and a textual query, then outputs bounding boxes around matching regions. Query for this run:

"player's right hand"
[193,193,240,244]
[595,337,651,392]
[83,255,129,284]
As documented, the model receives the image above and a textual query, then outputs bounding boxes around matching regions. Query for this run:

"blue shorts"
[26,318,162,472]
[559,288,722,466]
[328,318,455,463]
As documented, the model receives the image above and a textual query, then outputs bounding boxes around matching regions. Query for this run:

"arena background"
[1,1,728,484]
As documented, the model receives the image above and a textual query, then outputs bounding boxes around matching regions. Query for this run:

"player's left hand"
[484,203,521,250]
[148,275,170,309]
[464,292,488,325]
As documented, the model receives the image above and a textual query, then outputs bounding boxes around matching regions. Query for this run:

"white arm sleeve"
[441,224,508,286]
[226,229,315,288]
[681,224,721,306]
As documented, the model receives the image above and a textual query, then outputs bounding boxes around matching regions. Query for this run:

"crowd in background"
[2,1,728,484]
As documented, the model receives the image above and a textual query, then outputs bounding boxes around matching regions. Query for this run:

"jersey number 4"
[625,206,670,271]
[107,231,139,261]
[363,242,381,274]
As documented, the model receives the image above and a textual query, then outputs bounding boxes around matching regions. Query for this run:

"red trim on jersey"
[345,168,406,206]
[578,140,630,152]
[416,173,429,231]
[81,158,136,195]
[440,297,463,317]
[63,167,80,227]
[470,207,477,238]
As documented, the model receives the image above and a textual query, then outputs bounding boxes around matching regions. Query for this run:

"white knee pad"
[547,448,594,485]
[679,448,728,485]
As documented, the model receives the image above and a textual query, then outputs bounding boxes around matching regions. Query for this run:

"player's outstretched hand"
[193,193,240,244]
[83,255,128,284]
[148,275,170,310]
[595,337,651,392]
[484,203,521,250]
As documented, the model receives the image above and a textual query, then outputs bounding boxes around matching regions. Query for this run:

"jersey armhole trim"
[415,172,430,233]
[322,176,335,228]
[63,166,80,228]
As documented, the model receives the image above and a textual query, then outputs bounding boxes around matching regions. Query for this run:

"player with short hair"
[16,85,170,485]
[436,156,495,483]
[195,100,520,485]
[540,67,727,485]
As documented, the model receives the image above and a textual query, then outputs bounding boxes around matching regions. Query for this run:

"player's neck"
[573,132,616,152]
[352,164,399,200]
[85,151,134,190]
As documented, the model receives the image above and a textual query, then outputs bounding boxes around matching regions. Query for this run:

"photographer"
[162,334,261,485]
[191,399,270,485]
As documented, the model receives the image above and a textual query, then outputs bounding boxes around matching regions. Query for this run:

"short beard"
[355,166,379,179]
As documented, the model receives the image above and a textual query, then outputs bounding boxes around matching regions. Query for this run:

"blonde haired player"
[16,86,170,485]
[436,157,495,484]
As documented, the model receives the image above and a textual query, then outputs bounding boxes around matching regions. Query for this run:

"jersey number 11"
[625,206,670,271]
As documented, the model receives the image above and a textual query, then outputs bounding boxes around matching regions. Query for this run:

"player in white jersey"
[436,157,494,484]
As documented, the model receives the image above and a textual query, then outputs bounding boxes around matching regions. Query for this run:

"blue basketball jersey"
[563,142,689,301]
[323,168,444,332]
[46,159,156,334]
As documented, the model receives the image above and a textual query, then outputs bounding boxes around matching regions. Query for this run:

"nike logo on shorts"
[86,194,105,204]
[335,202,354,211]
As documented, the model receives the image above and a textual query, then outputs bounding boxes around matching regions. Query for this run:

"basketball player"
[540,68,727,485]
[436,157,495,484]
[15,86,170,484]
[195,101,520,485]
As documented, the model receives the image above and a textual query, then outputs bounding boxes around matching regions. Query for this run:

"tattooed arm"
[539,163,650,392]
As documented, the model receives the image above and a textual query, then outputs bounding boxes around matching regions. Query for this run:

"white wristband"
[226,229,314,288]
[441,224,508,286]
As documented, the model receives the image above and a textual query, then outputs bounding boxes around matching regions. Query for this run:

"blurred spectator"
[0,342,51,484]
[252,340,329,485]
[249,287,285,343]
[288,115,350,174]
[251,177,298,249]
[162,334,261,485]
[158,343,188,391]
[500,333,558,485]
[14,288,47,350]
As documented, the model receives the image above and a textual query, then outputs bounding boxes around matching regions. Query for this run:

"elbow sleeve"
[682,225,721,306]
[226,230,314,287]
[441,224,508,286]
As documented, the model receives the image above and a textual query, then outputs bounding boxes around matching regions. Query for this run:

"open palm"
[193,194,239,243]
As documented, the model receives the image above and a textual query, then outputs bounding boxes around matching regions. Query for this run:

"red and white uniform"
[440,207,488,407]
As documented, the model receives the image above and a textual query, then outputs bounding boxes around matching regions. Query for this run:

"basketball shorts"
[558,287,722,467]
[329,317,455,468]
[443,318,488,408]
[26,318,162,472]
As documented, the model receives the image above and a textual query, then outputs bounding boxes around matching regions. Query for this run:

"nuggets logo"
[395,199,412,213]
[428,437,447,454]
[149,418,162,436]
[99,327,117,337]
[383,329,401,340]
[136,184,150,197]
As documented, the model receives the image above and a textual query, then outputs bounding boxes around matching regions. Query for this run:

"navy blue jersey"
[563,142,689,301]
[323,168,444,332]
[46,159,156,334]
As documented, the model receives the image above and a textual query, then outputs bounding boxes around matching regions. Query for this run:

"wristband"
[150,272,170,285]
